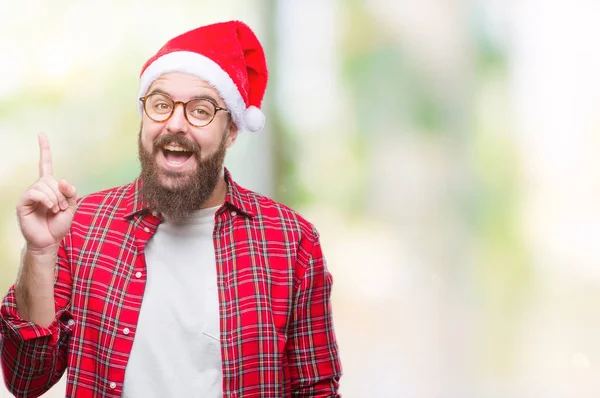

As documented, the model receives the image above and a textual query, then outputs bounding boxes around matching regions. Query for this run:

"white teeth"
[164,144,191,152]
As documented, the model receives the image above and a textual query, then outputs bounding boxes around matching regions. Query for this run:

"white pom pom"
[244,106,265,133]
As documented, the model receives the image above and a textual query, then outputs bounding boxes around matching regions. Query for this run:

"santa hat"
[137,21,268,133]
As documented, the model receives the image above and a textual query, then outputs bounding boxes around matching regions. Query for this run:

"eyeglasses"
[139,93,229,128]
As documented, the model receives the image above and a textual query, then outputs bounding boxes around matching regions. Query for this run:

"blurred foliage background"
[2,0,600,397]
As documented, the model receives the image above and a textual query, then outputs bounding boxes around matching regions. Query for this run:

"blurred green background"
[2,0,600,397]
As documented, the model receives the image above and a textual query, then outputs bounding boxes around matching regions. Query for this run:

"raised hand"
[16,134,77,253]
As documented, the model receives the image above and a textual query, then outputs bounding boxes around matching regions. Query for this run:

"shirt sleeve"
[0,241,74,398]
[287,227,343,397]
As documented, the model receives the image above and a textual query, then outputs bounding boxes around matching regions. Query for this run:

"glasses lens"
[144,94,173,121]
[186,99,216,127]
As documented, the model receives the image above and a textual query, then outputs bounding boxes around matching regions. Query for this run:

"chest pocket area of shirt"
[71,239,138,334]
[225,257,294,342]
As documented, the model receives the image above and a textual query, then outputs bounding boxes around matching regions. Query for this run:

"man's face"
[138,72,238,220]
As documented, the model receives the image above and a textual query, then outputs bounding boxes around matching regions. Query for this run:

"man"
[0,20,342,397]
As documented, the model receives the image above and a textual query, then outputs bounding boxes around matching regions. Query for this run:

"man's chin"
[156,171,195,191]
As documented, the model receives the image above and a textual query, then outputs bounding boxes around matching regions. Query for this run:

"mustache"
[152,133,201,154]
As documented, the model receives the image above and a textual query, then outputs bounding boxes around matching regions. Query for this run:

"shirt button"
[151,211,158,217]
[109,382,116,389]
[143,227,150,233]
[123,327,130,335]
[135,271,142,279]
[231,211,237,217]
[67,319,75,326]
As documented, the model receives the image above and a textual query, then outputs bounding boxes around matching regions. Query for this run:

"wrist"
[24,243,60,259]
[20,245,59,281]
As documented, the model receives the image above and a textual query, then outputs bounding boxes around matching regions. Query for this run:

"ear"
[225,121,239,149]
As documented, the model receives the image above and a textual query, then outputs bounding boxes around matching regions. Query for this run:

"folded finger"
[21,188,55,212]
[31,182,60,213]
[41,176,68,211]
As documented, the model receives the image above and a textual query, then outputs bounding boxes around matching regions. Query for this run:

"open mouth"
[161,143,194,166]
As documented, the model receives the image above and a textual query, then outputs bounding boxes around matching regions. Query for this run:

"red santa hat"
[137,20,268,133]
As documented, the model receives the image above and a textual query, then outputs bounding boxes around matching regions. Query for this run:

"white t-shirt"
[122,205,222,398]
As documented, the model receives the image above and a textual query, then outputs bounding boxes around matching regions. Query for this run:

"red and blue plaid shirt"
[0,169,342,397]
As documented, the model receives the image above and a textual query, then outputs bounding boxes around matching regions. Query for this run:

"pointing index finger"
[38,133,53,177]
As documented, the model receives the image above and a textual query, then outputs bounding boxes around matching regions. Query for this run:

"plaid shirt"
[0,169,342,397]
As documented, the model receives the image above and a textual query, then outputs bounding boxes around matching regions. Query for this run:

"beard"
[138,128,227,222]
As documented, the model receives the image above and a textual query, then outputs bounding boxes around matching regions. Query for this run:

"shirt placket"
[104,212,161,395]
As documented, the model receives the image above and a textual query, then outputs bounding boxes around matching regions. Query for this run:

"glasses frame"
[139,93,229,128]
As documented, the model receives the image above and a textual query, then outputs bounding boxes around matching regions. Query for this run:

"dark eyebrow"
[190,95,220,105]
[146,89,220,105]
[146,88,171,97]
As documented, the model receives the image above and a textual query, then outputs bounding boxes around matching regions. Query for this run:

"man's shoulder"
[75,180,137,213]
[235,184,316,236]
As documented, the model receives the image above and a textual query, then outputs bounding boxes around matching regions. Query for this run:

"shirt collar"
[223,168,256,218]
[120,167,255,219]
[120,177,146,219]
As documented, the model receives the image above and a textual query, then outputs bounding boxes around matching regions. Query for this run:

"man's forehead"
[148,72,222,100]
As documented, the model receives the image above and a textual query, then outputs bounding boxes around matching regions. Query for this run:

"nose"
[165,103,189,134]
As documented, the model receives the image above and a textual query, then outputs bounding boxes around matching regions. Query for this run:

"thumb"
[58,179,77,212]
